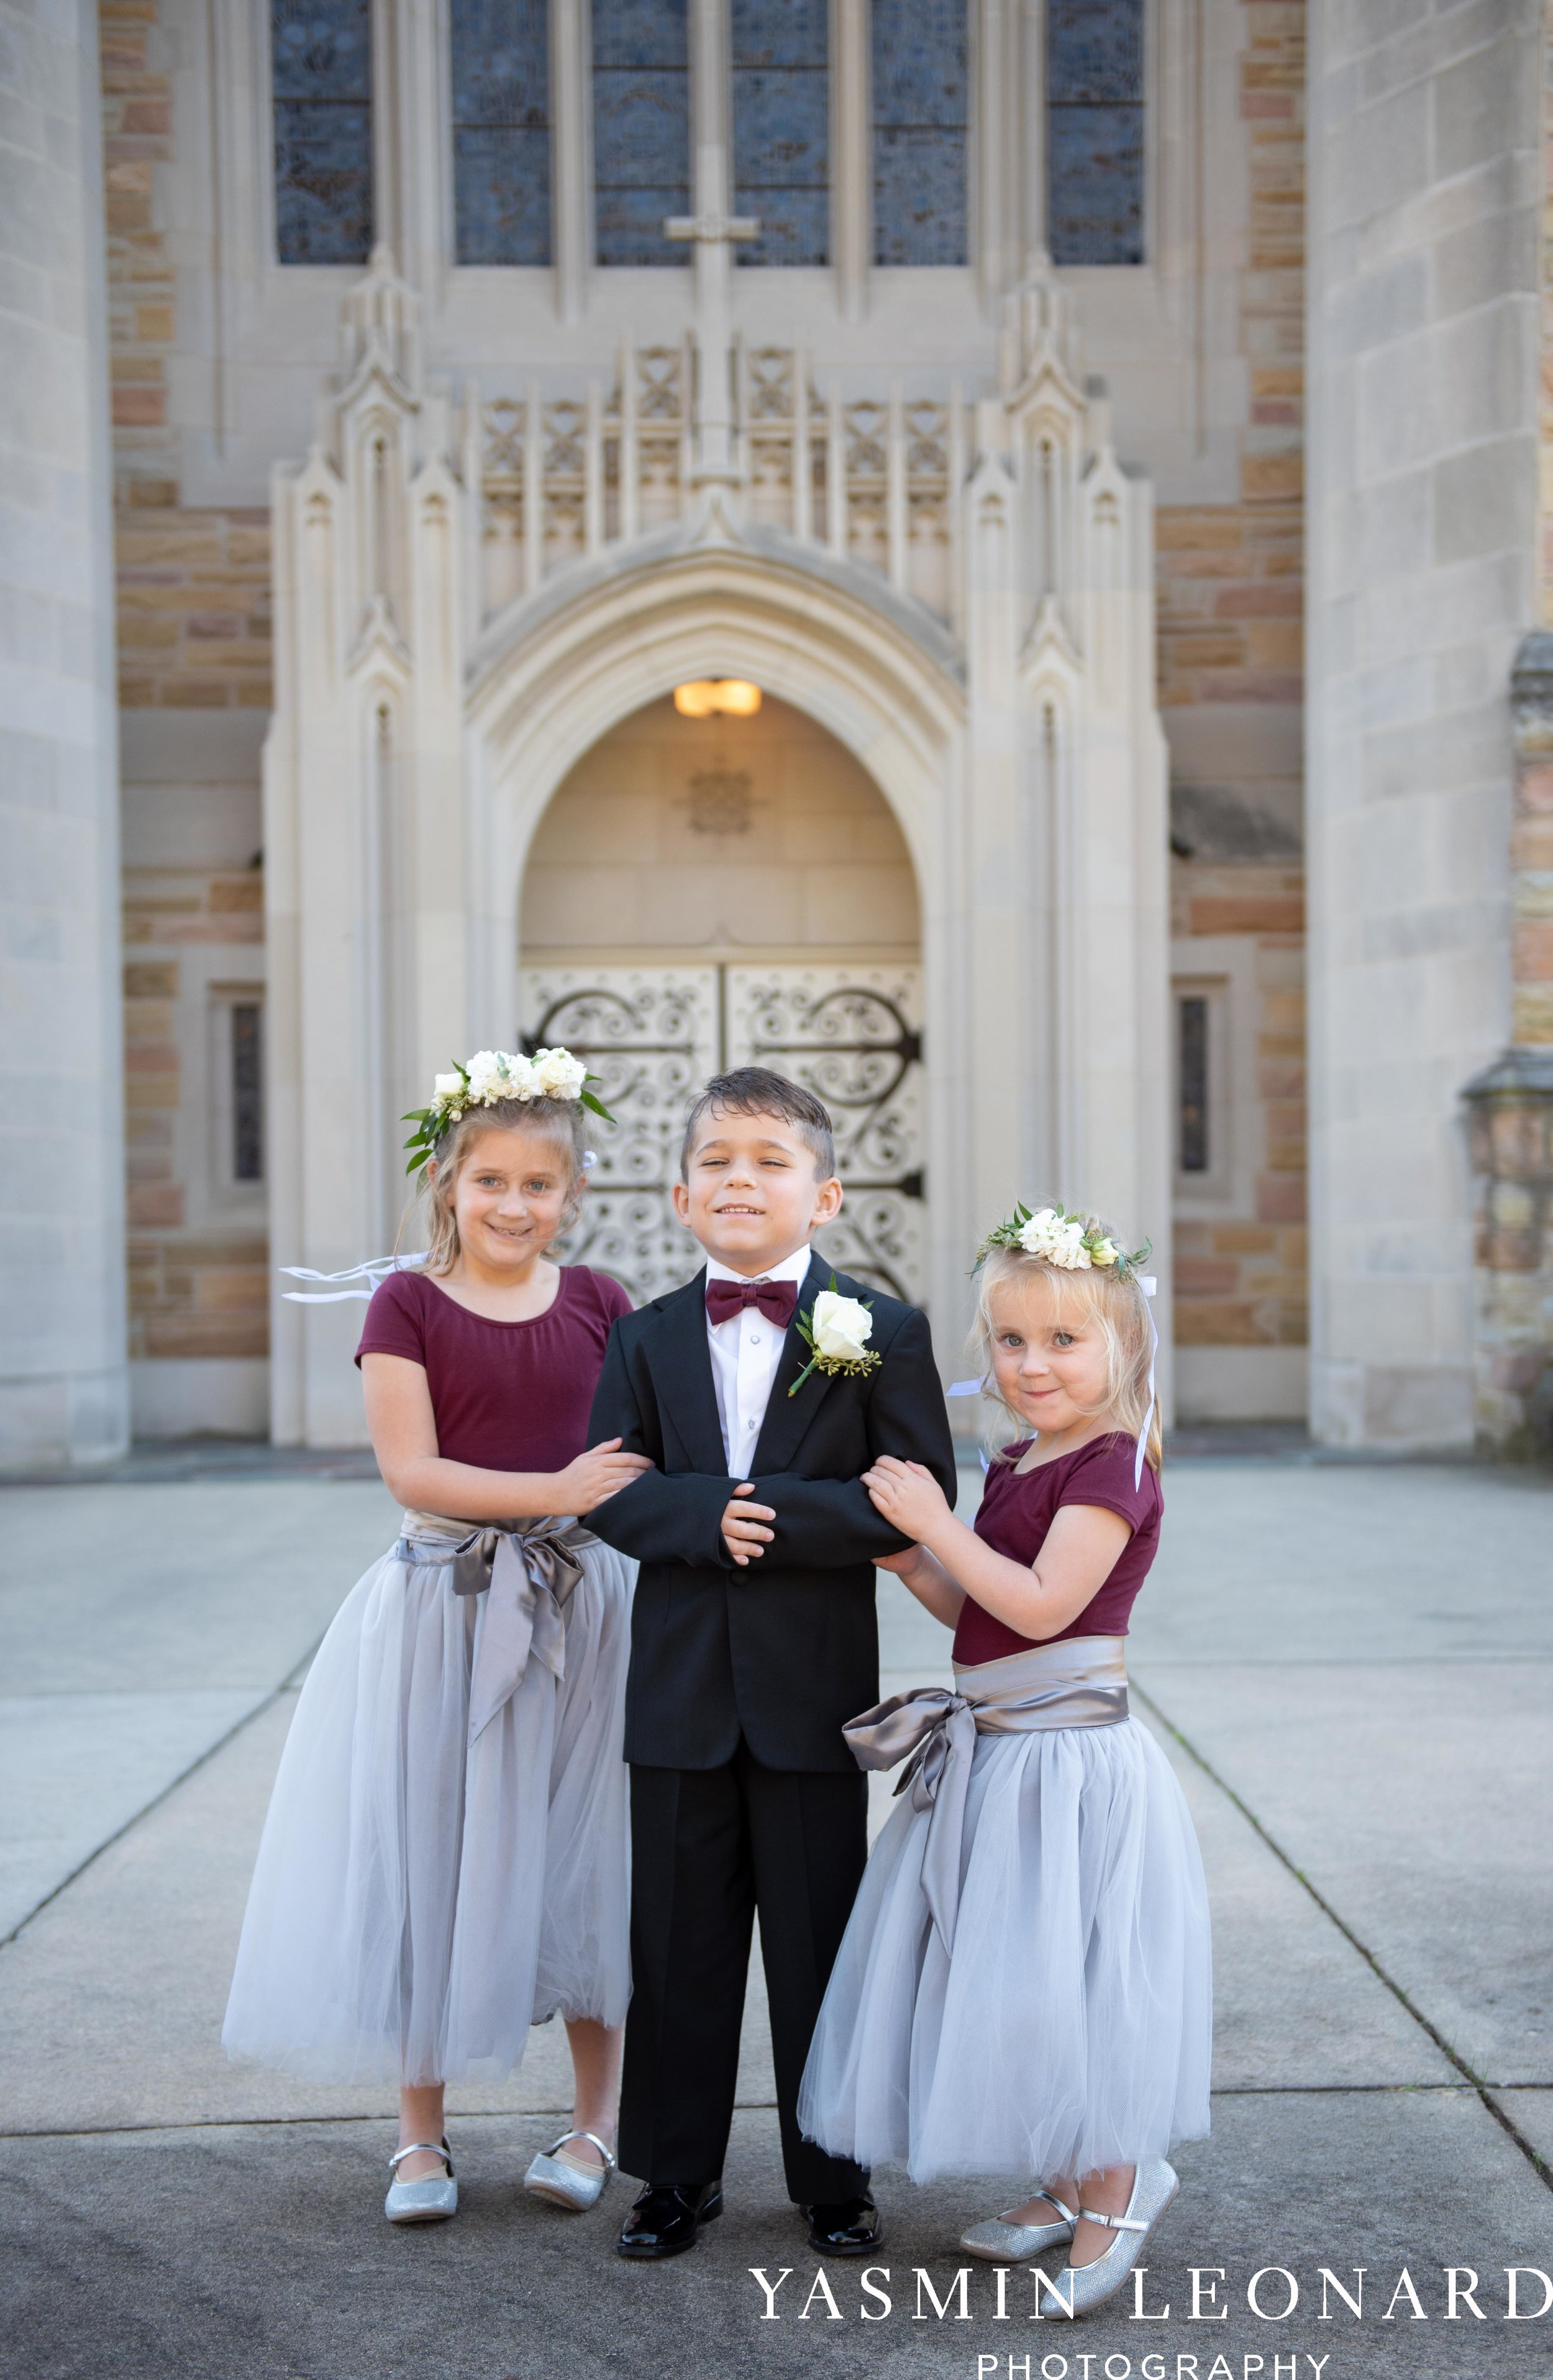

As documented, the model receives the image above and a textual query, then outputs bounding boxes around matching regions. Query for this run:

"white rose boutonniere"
[788,1277,882,1397]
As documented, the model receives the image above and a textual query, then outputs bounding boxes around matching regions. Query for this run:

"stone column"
[1462,634,1553,1454]
[830,0,869,322]
[0,0,129,1467]
[1305,0,1541,1447]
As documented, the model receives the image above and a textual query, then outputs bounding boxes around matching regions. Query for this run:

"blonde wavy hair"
[417,1095,590,1276]
[970,1218,1160,1472]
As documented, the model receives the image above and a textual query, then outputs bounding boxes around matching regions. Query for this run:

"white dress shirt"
[703,1241,814,1474]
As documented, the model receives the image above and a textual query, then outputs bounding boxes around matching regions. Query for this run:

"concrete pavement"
[1,1456,1551,2376]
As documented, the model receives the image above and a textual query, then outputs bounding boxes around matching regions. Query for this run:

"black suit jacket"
[586,1256,959,1772]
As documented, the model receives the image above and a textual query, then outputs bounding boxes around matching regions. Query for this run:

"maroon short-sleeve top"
[950,1430,1164,1667]
[354,1265,632,1474]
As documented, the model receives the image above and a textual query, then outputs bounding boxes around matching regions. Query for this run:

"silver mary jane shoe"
[385,2138,457,2225]
[523,2128,617,2212]
[961,2188,1078,2263]
[1052,2159,1178,2316]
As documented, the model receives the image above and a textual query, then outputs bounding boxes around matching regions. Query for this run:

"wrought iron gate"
[519,962,925,1306]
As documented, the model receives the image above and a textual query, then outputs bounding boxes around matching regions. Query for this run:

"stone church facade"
[2,0,1550,1462]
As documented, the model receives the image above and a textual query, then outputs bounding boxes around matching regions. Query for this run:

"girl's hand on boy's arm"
[865,1457,1134,1639]
[553,1438,654,1515]
[363,1357,654,1520]
[862,1456,955,1543]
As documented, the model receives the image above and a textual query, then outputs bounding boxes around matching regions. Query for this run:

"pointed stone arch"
[459,540,971,1349]
[463,539,964,990]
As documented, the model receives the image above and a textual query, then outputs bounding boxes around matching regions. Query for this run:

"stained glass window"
[1047,0,1145,265]
[731,0,828,267]
[1178,995,1208,1174]
[452,0,552,263]
[271,0,374,263]
[871,0,967,267]
[593,0,691,264]
[232,1005,265,1183]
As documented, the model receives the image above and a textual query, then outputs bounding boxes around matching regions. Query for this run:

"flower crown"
[401,1047,613,1177]
[976,1201,1151,1279]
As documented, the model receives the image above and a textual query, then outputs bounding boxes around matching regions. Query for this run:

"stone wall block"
[1462,629,1553,1450]
[1492,1345,1549,1393]
[1332,80,1431,224]
[1513,985,1553,1037]
[0,0,130,1465]
[1435,199,1539,320]
[1313,0,1541,1447]
[1435,434,1540,564]
[1434,27,1536,180]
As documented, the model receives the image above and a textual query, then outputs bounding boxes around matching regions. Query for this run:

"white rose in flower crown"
[1049,1219,1090,1270]
[463,1049,507,1103]
[1016,1207,1093,1269]
[433,1072,463,1102]
[809,1289,874,1362]
[530,1046,587,1100]
[1016,1206,1060,1256]
[1091,1236,1119,1267]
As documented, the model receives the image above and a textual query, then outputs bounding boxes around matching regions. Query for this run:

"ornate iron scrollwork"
[521,970,716,1302]
[727,970,924,1303]
[521,962,925,1308]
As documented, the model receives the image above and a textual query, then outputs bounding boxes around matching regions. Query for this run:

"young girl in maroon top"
[799,1205,1211,2316]
[224,1052,649,2227]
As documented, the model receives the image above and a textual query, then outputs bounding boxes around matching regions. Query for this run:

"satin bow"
[398,1514,594,1745]
[705,1277,799,1329]
[841,1643,1131,1953]
[842,1688,978,1951]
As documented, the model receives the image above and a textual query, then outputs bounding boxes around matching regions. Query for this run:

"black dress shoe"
[616,2179,724,2259]
[803,2194,882,2256]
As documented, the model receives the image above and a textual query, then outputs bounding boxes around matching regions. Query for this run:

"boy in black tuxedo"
[586,1067,957,2259]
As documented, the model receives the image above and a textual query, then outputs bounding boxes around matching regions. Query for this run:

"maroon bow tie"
[705,1277,800,1329]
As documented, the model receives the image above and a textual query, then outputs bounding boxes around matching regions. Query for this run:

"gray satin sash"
[396,1510,596,1744]
[841,1636,1130,1952]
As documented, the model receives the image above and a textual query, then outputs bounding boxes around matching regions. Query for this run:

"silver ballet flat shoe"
[385,2137,457,2225]
[1051,2159,1178,2316]
[524,2128,617,2212]
[961,2188,1077,2262]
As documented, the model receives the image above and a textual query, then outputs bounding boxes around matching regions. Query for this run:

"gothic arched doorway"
[517,691,926,1306]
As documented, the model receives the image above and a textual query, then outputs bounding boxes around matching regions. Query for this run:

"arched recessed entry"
[266,388,1170,1449]
[518,692,926,1304]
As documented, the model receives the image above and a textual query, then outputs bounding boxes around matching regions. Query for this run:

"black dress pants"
[619,1740,870,2205]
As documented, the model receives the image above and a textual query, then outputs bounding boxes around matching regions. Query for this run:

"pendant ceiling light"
[673,680,762,718]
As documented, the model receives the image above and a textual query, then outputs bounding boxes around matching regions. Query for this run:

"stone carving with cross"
[663,209,762,490]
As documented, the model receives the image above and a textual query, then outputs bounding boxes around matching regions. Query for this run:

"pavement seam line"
[0,2083,1494,2147]
[0,1666,316,1951]
[1130,1676,1553,2199]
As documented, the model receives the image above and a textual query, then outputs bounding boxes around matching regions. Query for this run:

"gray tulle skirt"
[222,1527,634,2087]
[798,1715,1213,2182]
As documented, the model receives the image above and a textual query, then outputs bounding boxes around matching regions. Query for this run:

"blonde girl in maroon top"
[224,1052,649,2227]
[798,1205,1211,2317]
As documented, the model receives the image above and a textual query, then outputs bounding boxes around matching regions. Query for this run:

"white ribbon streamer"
[1136,1273,1159,1489]
[278,1254,428,1304]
